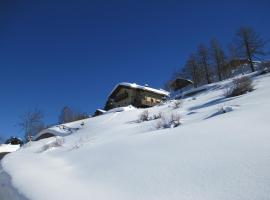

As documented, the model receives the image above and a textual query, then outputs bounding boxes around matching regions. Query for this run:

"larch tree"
[58,106,74,124]
[58,106,88,124]
[197,44,212,84]
[183,54,201,88]
[235,26,266,72]
[210,38,227,81]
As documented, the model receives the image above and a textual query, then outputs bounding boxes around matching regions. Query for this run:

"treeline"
[18,106,89,141]
[165,26,268,89]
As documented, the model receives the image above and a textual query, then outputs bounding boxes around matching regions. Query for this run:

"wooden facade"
[105,84,169,110]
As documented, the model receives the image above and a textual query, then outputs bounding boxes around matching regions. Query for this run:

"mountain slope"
[2,73,270,200]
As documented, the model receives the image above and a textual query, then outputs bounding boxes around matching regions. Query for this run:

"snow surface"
[1,73,270,200]
[106,105,136,114]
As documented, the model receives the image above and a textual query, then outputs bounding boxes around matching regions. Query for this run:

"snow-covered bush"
[218,105,234,114]
[156,113,181,129]
[171,100,183,109]
[225,76,254,97]
[138,111,164,122]
[152,112,163,120]
[258,61,270,74]
[139,110,150,122]
[39,137,64,152]
[72,137,87,150]
[169,113,181,127]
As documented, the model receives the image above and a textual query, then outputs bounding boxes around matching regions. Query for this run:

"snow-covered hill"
[1,73,270,200]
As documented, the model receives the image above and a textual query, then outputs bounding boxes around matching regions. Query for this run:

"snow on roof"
[0,144,20,153]
[96,109,106,113]
[34,126,76,140]
[110,82,170,97]
[33,119,86,141]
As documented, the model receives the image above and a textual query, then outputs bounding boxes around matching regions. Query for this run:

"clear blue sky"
[0,0,269,139]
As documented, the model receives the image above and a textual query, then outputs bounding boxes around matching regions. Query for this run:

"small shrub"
[258,61,270,74]
[153,112,163,120]
[155,116,168,129]
[218,105,234,114]
[139,110,150,122]
[39,137,64,152]
[226,76,254,97]
[172,100,183,109]
[169,113,181,128]
[155,113,181,129]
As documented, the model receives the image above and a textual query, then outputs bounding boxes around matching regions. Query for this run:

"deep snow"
[1,73,270,200]
[0,164,27,200]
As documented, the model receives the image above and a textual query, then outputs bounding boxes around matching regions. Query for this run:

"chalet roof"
[170,78,193,91]
[0,144,20,153]
[96,109,106,113]
[109,82,169,98]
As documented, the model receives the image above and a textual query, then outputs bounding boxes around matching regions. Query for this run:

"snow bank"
[106,105,136,113]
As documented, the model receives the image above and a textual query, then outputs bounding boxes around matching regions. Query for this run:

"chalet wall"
[107,88,165,109]
[138,91,163,107]
[112,88,135,108]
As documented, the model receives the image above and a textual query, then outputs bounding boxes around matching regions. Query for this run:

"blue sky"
[0,0,269,139]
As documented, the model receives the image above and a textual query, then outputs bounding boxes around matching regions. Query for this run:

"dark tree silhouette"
[235,26,266,72]
[210,38,227,81]
[198,44,212,84]
[183,54,201,88]
[58,106,88,124]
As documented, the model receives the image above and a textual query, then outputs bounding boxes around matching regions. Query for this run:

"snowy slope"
[1,73,270,200]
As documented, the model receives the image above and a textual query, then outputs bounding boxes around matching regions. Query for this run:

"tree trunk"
[204,63,211,84]
[245,40,255,72]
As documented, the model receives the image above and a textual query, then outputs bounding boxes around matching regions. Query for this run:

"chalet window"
[114,91,129,102]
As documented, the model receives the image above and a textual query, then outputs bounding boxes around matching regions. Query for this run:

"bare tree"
[235,26,267,72]
[224,43,242,77]
[18,109,45,141]
[228,43,240,61]
[210,38,227,81]
[58,106,74,124]
[198,44,212,84]
[58,106,88,124]
[183,54,201,87]
[74,112,89,121]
